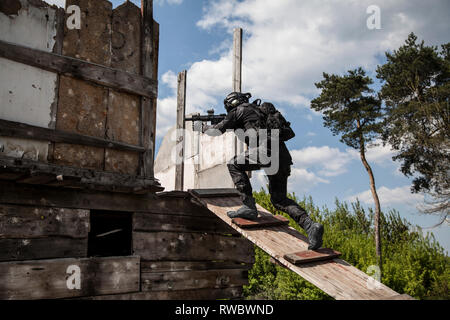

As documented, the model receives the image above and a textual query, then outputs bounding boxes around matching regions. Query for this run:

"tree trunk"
[357,120,382,278]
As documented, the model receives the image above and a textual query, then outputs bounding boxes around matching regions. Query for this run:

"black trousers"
[227,143,308,223]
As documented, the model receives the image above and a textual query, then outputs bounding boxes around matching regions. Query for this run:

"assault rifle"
[184,109,226,131]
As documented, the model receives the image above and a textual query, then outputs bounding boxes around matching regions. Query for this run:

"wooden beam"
[140,0,158,178]
[0,40,157,99]
[0,119,145,153]
[0,156,163,193]
[141,260,252,273]
[188,193,403,300]
[0,237,87,262]
[133,231,255,263]
[0,256,140,300]
[0,205,89,239]
[232,28,243,93]
[175,70,187,191]
[133,211,239,235]
[189,188,240,198]
[0,182,206,215]
[141,268,248,292]
[81,287,243,300]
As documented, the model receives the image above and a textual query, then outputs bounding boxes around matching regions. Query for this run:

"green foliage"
[376,33,450,221]
[310,68,382,149]
[243,189,449,300]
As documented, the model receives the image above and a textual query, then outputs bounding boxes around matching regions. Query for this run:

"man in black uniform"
[203,92,324,250]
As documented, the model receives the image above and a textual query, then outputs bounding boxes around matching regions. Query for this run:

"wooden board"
[0,156,163,193]
[133,212,239,235]
[106,2,142,175]
[141,261,252,273]
[0,40,157,99]
[81,287,243,300]
[284,248,342,265]
[0,182,199,215]
[0,204,89,239]
[385,294,416,300]
[189,188,240,198]
[0,237,87,262]
[133,231,254,263]
[232,215,289,229]
[189,190,402,300]
[0,256,140,300]
[141,269,248,292]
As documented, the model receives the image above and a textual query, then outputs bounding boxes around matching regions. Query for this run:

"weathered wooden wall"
[0,0,158,178]
[54,0,145,175]
[0,182,254,300]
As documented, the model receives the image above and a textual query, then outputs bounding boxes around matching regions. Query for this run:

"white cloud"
[250,167,329,194]
[156,0,449,139]
[44,0,65,7]
[291,146,354,177]
[288,168,330,192]
[155,0,183,6]
[347,185,424,207]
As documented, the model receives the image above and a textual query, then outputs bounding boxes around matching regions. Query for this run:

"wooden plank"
[232,28,242,93]
[232,215,289,229]
[0,156,163,193]
[175,70,187,191]
[140,1,158,179]
[0,182,205,215]
[133,212,239,235]
[386,294,416,300]
[0,237,87,262]
[0,256,140,299]
[0,40,157,99]
[133,232,254,263]
[82,287,243,300]
[15,173,57,185]
[141,269,248,291]
[0,119,145,153]
[0,204,89,239]
[106,2,143,175]
[141,260,252,273]
[284,248,342,265]
[189,188,240,198]
[188,191,402,300]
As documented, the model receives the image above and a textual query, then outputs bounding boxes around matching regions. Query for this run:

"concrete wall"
[0,0,59,161]
[155,118,239,191]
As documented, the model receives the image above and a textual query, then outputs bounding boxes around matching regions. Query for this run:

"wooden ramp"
[189,189,412,300]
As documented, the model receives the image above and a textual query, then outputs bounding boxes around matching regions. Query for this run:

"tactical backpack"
[251,100,295,142]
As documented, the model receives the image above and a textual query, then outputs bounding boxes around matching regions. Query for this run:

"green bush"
[243,189,449,300]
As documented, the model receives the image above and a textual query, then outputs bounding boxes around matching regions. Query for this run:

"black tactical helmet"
[224,92,252,112]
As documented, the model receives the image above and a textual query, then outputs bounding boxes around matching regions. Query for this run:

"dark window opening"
[88,210,132,257]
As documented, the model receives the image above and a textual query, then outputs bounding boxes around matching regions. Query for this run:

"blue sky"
[49,0,449,253]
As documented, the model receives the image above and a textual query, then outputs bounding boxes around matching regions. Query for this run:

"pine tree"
[311,68,384,275]
[376,33,450,224]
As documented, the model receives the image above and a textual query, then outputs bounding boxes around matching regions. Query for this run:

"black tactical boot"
[286,205,324,250]
[305,221,324,250]
[227,196,258,220]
